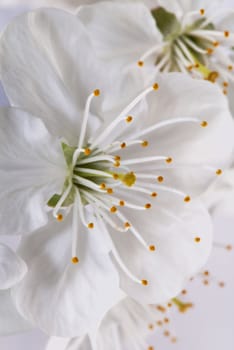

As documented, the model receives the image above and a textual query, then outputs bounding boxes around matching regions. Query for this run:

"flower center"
[46,85,222,287]
[138,7,234,94]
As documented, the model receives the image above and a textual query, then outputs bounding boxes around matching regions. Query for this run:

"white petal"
[0,244,27,290]
[111,73,234,195]
[0,9,101,142]
[0,290,31,335]
[109,200,212,303]
[0,108,66,236]
[12,214,119,337]
[77,2,161,67]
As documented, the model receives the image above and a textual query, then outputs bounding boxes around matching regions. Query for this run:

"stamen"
[72,257,79,264]
[110,206,117,213]
[129,117,202,141]
[90,84,158,149]
[110,242,147,285]
[73,90,100,165]
[126,115,133,123]
[145,203,152,209]
[201,121,208,127]
[88,223,94,229]
[224,31,230,38]
[200,8,205,15]
[56,214,63,222]
[73,175,106,193]
[71,190,79,262]
[184,196,191,202]
[216,169,222,175]
[157,176,164,183]
[194,236,201,243]
[53,182,73,219]
[137,43,166,66]
[141,140,149,147]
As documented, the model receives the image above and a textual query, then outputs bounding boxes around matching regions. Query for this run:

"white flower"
[77,1,234,99]
[0,8,233,337]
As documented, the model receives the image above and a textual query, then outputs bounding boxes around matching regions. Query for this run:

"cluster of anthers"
[138,8,234,95]
[47,83,222,287]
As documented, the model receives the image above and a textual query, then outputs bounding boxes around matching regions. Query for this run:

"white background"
[0,2,234,350]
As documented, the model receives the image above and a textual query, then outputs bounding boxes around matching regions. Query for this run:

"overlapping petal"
[12,212,119,336]
[0,244,27,289]
[77,2,161,68]
[0,108,66,236]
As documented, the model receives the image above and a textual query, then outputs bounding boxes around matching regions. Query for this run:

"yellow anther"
[138,60,144,67]
[219,281,225,288]
[171,337,178,343]
[120,172,136,187]
[194,63,200,68]
[157,175,164,183]
[141,279,148,286]
[187,65,193,71]
[226,244,233,251]
[84,148,91,156]
[181,289,187,295]
[184,196,191,203]
[200,8,205,15]
[125,222,131,228]
[100,183,106,189]
[166,157,173,163]
[93,89,100,96]
[206,48,214,55]
[148,324,154,330]
[148,347,154,350]
[56,214,63,222]
[145,203,152,209]
[223,89,228,95]
[164,317,170,323]
[194,236,201,243]
[119,200,125,206]
[207,71,219,83]
[149,245,156,251]
[112,173,119,180]
[151,192,158,197]
[224,31,230,38]
[203,270,209,276]
[201,120,208,127]
[72,257,79,264]
[110,206,117,213]
[141,140,149,147]
[120,142,126,148]
[107,188,113,194]
[228,65,233,71]
[114,160,120,167]
[126,115,133,123]
[216,169,222,175]
[115,155,121,161]
[164,331,170,337]
[223,81,229,87]
[157,305,167,313]
[213,41,220,47]
[153,83,159,90]
[88,223,94,229]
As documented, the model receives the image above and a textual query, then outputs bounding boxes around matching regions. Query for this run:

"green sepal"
[62,142,77,168]
[151,7,181,39]
[47,185,76,208]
